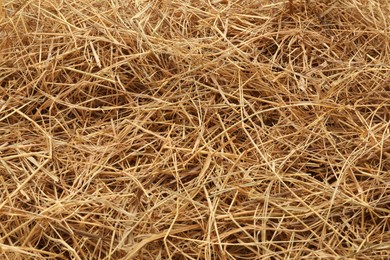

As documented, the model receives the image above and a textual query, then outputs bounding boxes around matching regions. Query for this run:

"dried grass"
[0,0,389,259]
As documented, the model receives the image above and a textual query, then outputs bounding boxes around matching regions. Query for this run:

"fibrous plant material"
[0,0,389,259]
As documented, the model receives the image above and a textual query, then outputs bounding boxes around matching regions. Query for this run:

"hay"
[0,0,389,259]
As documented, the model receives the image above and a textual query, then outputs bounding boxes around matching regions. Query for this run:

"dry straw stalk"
[0,0,389,259]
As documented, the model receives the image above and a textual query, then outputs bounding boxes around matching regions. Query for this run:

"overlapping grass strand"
[0,0,389,259]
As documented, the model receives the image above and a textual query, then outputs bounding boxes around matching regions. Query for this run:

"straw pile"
[1,0,389,259]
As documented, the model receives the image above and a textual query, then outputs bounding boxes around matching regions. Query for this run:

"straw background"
[0,0,389,259]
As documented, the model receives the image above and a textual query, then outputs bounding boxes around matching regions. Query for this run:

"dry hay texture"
[0,0,389,259]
